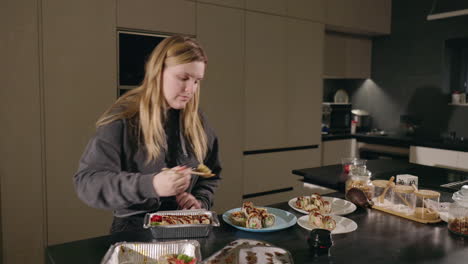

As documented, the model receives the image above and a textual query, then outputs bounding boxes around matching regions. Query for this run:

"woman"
[74,35,221,233]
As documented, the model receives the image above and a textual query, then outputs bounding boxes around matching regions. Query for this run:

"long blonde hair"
[97,35,208,163]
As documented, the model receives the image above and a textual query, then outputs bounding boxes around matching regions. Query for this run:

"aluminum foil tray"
[143,209,220,239]
[202,239,294,264]
[101,240,201,264]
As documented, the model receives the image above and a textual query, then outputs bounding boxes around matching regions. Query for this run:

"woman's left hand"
[176,192,202,209]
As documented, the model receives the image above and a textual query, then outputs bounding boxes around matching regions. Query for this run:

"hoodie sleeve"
[191,114,222,210]
[73,119,159,210]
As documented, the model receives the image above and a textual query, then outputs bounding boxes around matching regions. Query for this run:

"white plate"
[297,215,358,234]
[334,89,349,103]
[288,197,357,215]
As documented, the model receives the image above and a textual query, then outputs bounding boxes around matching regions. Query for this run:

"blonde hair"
[97,35,208,163]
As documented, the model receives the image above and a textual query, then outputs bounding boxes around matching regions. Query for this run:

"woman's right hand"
[152,166,191,197]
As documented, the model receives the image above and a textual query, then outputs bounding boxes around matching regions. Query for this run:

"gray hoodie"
[73,110,221,217]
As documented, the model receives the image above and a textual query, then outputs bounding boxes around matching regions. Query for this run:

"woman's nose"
[184,81,196,93]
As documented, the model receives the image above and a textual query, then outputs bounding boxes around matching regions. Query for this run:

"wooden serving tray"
[372,205,442,224]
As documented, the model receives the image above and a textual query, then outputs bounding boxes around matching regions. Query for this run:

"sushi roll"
[322,201,332,214]
[229,211,247,227]
[322,216,336,231]
[295,196,310,209]
[242,201,255,215]
[262,213,276,228]
[310,193,322,201]
[246,213,263,229]
[308,211,324,228]
[312,195,324,209]
[304,203,318,212]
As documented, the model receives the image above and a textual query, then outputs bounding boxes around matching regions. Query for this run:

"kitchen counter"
[293,159,468,193]
[322,133,468,152]
[46,191,468,264]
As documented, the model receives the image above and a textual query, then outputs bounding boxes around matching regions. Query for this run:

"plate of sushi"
[222,202,297,232]
[297,213,357,234]
[288,193,357,215]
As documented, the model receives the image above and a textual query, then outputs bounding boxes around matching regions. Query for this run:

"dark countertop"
[293,159,468,193]
[46,192,468,264]
[322,133,468,152]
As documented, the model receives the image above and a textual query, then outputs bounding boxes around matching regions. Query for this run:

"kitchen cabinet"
[243,149,321,206]
[410,146,468,171]
[286,0,325,21]
[42,0,116,246]
[324,0,391,35]
[245,11,288,150]
[196,3,244,212]
[245,11,324,150]
[117,0,196,35]
[324,32,372,79]
[286,19,324,147]
[2,1,45,263]
[322,139,357,166]
[246,0,287,16]
[196,0,245,9]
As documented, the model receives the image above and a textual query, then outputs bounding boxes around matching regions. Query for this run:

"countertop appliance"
[352,109,371,133]
[322,103,352,134]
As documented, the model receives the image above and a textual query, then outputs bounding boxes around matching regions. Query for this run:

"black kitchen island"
[47,198,468,263]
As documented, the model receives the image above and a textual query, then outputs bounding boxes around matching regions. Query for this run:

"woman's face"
[162,61,205,109]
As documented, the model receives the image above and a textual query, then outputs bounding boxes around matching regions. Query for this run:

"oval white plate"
[288,197,357,215]
[297,215,357,234]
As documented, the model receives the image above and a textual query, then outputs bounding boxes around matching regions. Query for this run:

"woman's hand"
[152,166,191,197]
[176,192,202,209]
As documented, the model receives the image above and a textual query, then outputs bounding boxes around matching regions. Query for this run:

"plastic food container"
[448,185,468,236]
[202,239,294,264]
[143,209,220,239]
[414,189,440,220]
[391,185,416,215]
[100,240,201,264]
[372,180,395,207]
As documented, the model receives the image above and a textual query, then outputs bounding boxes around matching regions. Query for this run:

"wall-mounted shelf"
[449,103,468,106]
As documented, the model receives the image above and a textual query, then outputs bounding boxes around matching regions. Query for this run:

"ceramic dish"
[288,196,357,215]
[222,207,297,233]
[297,215,357,234]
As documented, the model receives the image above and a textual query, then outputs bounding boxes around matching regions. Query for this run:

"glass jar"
[448,185,468,236]
[346,174,374,201]
[414,190,440,221]
[391,185,416,215]
[341,158,367,176]
[372,180,395,207]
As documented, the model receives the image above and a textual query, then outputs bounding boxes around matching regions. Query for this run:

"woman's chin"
[169,101,188,110]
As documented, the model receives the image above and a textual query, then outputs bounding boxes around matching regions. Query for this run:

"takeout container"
[448,185,468,236]
[143,209,220,239]
[101,240,201,264]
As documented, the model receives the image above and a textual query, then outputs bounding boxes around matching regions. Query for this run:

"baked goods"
[295,193,331,214]
[229,202,276,229]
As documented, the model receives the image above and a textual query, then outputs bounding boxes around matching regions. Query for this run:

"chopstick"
[161,167,216,178]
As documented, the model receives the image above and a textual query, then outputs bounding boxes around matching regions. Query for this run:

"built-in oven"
[322,103,352,134]
[358,142,409,161]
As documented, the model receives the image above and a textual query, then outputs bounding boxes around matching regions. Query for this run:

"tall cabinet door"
[245,11,288,150]
[196,3,244,212]
[286,19,324,147]
[43,0,116,245]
